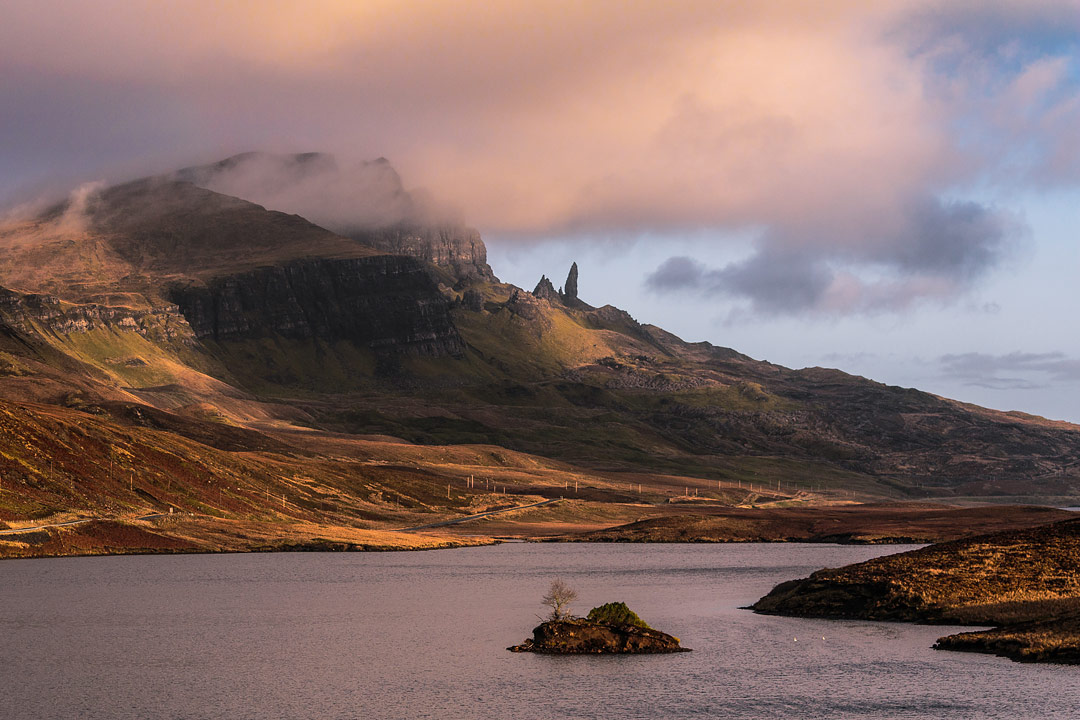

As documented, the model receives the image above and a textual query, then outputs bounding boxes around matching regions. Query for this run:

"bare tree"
[541,578,578,621]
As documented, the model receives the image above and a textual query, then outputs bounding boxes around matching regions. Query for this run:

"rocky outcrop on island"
[508,618,689,654]
[505,288,549,322]
[751,517,1080,663]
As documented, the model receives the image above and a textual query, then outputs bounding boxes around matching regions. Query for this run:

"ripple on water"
[0,543,1075,720]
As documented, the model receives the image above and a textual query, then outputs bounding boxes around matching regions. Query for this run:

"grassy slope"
[312,293,901,497]
[0,395,593,557]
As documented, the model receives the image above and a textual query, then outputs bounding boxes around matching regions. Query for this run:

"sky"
[1,1,1079,420]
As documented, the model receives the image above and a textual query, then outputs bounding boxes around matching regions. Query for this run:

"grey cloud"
[939,351,1080,390]
[708,250,833,314]
[172,152,456,232]
[0,66,197,208]
[645,256,707,291]
[647,248,833,315]
[887,197,1019,279]
[646,194,1025,317]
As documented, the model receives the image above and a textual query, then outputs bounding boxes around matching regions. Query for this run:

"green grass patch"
[587,601,651,629]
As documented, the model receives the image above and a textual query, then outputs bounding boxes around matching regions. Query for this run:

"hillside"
[0,153,1078,556]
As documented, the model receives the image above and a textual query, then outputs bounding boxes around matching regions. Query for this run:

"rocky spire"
[532,275,560,302]
[564,262,579,302]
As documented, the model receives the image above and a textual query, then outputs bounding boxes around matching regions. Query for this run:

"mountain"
[172,152,493,282]
[0,153,1078,556]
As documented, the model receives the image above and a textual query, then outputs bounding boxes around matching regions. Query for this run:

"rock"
[0,287,194,346]
[530,264,592,308]
[505,289,549,323]
[460,288,485,312]
[351,224,494,281]
[563,262,579,302]
[531,276,560,302]
[507,619,689,654]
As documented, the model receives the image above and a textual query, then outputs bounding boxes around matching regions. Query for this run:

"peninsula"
[752,517,1080,664]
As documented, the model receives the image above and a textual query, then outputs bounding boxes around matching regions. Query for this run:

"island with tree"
[508,579,690,654]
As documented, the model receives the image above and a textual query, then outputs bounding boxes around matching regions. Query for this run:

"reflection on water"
[0,543,1074,719]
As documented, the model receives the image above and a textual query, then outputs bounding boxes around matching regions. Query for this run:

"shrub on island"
[586,601,651,629]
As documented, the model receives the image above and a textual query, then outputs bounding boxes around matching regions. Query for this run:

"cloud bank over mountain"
[1,0,1077,316]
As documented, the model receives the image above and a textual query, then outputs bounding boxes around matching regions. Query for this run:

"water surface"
[1,543,1073,719]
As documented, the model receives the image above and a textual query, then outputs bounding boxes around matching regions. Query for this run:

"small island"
[509,581,689,654]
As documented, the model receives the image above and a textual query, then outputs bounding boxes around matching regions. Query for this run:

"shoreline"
[750,517,1080,664]
[2,501,1073,561]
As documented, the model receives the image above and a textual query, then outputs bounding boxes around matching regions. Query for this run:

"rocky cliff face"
[531,275,560,301]
[0,287,193,344]
[347,224,493,281]
[169,255,464,358]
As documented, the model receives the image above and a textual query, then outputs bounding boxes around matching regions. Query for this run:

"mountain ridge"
[0,154,1078,557]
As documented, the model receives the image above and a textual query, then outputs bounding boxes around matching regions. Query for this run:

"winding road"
[401,498,558,532]
[0,501,552,538]
[0,512,170,536]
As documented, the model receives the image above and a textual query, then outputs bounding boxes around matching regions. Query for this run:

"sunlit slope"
[0,158,1077,516]
[0,179,381,306]
[0,394,660,556]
